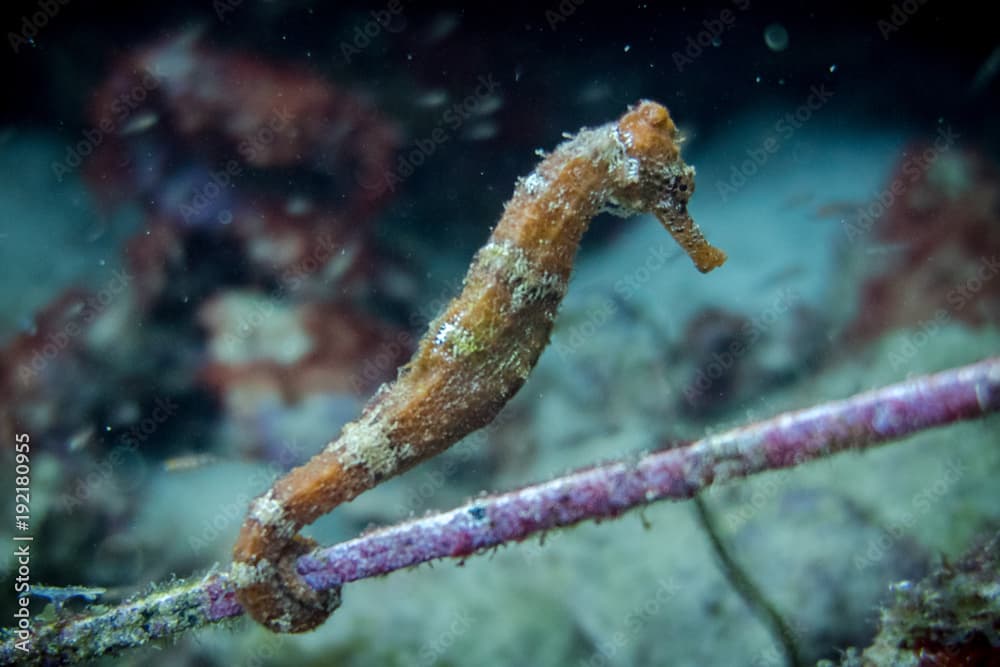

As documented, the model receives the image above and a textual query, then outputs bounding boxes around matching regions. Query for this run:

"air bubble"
[764,23,789,52]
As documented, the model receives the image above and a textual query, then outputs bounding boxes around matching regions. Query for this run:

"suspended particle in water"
[415,89,449,108]
[764,23,789,52]
[423,12,460,44]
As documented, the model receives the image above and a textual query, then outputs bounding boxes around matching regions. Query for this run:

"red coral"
[848,146,1000,341]
[86,30,398,219]
[0,288,118,450]
[6,33,411,466]
[197,292,412,459]
[84,31,400,306]
[198,292,412,406]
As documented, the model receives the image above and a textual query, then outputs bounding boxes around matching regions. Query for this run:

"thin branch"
[694,495,804,667]
[3,357,998,665]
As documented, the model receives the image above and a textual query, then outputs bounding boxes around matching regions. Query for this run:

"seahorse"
[231,100,726,632]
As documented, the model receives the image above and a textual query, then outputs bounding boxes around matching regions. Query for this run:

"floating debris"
[163,453,219,472]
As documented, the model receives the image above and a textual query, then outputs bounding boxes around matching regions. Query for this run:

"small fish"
[284,195,314,216]
[473,94,504,117]
[31,585,106,612]
[66,426,95,452]
[757,264,805,288]
[421,12,460,44]
[576,80,612,105]
[779,192,816,211]
[415,89,449,108]
[970,45,1000,95]
[864,243,908,256]
[462,120,499,142]
[163,453,218,472]
[119,110,159,136]
[85,224,110,243]
[814,202,860,219]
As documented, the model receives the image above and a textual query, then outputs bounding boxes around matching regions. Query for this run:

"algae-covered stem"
[231,100,727,632]
[5,358,998,665]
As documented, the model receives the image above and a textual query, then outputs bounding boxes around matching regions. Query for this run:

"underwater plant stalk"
[4,356,998,665]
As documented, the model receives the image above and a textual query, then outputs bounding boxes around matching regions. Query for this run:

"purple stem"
[5,357,998,665]
[295,356,1000,590]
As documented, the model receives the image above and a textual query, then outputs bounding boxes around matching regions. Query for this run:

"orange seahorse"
[232,100,726,632]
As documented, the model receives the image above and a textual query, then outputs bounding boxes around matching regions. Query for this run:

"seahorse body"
[232,100,726,633]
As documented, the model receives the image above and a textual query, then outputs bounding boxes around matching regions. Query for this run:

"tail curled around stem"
[231,100,726,633]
